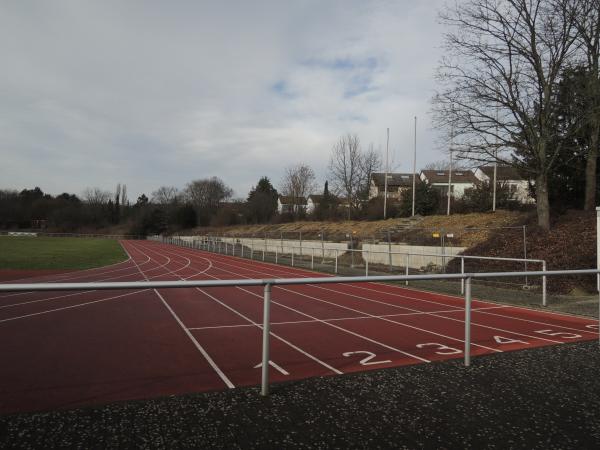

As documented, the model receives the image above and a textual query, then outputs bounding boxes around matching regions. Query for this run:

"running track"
[0,240,598,414]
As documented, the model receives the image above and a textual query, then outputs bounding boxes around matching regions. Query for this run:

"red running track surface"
[0,240,597,414]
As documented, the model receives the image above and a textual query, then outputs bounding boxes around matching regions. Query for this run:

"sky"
[0,0,448,201]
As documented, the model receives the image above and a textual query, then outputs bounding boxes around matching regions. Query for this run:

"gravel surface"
[2,341,600,449]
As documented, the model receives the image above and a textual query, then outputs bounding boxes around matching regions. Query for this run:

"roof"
[278,195,307,205]
[478,165,524,181]
[370,173,414,187]
[421,170,478,184]
[308,194,339,203]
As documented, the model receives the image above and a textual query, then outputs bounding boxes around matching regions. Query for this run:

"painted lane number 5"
[342,351,391,366]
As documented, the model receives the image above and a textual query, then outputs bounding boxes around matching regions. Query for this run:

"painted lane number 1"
[342,351,391,366]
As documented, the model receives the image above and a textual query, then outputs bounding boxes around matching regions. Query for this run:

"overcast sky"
[0,0,448,201]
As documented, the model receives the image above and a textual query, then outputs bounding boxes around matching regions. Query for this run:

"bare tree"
[151,186,180,205]
[575,0,600,210]
[82,187,111,206]
[423,160,469,171]
[358,143,383,201]
[328,134,363,216]
[280,163,316,214]
[433,0,580,230]
[184,177,232,212]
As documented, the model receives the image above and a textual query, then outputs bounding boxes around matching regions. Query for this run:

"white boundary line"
[123,241,234,389]
[187,245,599,334]
[135,241,343,375]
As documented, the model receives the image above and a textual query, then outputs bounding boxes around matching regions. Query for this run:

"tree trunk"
[584,124,599,210]
[535,172,551,231]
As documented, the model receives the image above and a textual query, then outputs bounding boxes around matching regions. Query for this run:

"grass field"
[0,237,128,270]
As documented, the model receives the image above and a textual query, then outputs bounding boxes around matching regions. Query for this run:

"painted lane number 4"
[342,351,391,366]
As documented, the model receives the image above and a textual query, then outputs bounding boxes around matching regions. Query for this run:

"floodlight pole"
[384,127,389,219]
[412,116,417,217]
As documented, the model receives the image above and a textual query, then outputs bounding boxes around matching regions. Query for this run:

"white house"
[277,195,307,214]
[473,166,534,204]
[368,173,415,200]
[420,170,478,198]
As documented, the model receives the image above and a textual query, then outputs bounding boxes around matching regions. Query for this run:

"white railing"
[1,267,599,397]
[156,236,547,305]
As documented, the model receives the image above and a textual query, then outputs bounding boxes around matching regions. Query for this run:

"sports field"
[0,239,597,415]
[0,236,127,270]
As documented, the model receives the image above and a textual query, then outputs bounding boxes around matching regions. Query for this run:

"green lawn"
[0,237,128,270]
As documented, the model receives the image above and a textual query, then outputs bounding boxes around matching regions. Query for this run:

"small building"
[473,165,534,204]
[419,170,478,198]
[277,195,307,214]
[369,173,415,200]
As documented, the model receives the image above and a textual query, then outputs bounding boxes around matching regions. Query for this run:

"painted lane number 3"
[342,351,391,366]
[415,343,461,355]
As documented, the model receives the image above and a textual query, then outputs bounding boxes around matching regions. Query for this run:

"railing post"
[405,254,409,286]
[461,257,465,294]
[311,247,314,270]
[291,248,294,267]
[542,261,547,307]
[464,276,472,367]
[261,283,272,396]
[365,252,369,276]
[251,238,254,259]
[275,247,278,264]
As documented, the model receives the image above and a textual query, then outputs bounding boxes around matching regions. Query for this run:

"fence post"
[365,251,369,276]
[461,257,465,294]
[311,247,314,270]
[275,247,278,264]
[251,238,254,259]
[405,254,409,286]
[387,230,392,272]
[335,249,338,274]
[261,283,272,396]
[464,276,472,367]
[291,247,294,267]
[542,260,547,307]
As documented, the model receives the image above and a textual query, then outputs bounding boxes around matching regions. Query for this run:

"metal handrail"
[185,236,546,304]
[1,267,598,396]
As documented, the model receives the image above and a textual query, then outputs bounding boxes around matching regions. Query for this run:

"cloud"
[0,0,447,199]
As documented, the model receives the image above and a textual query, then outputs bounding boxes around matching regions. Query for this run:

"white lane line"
[197,288,343,375]
[138,242,342,375]
[170,254,431,364]
[344,283,599,336]
[124,242,234,389]
[198,253,565,345]
[0,289,149,323]
[186,306,509,331]
[0,249,191,309]
[0,255,134,285]
[166,245,600,341]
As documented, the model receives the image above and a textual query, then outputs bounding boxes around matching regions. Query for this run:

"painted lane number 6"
[342,351,392,366]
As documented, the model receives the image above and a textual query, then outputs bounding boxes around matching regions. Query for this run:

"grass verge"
[0,237,128,270]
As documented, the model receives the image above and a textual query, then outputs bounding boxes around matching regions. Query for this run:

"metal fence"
[1,267,598,396]
[154,236,548,305]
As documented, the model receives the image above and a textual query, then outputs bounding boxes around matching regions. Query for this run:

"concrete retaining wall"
[362,244,466,269]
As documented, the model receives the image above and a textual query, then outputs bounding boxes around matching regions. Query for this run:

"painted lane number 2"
[342,351,391,366]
